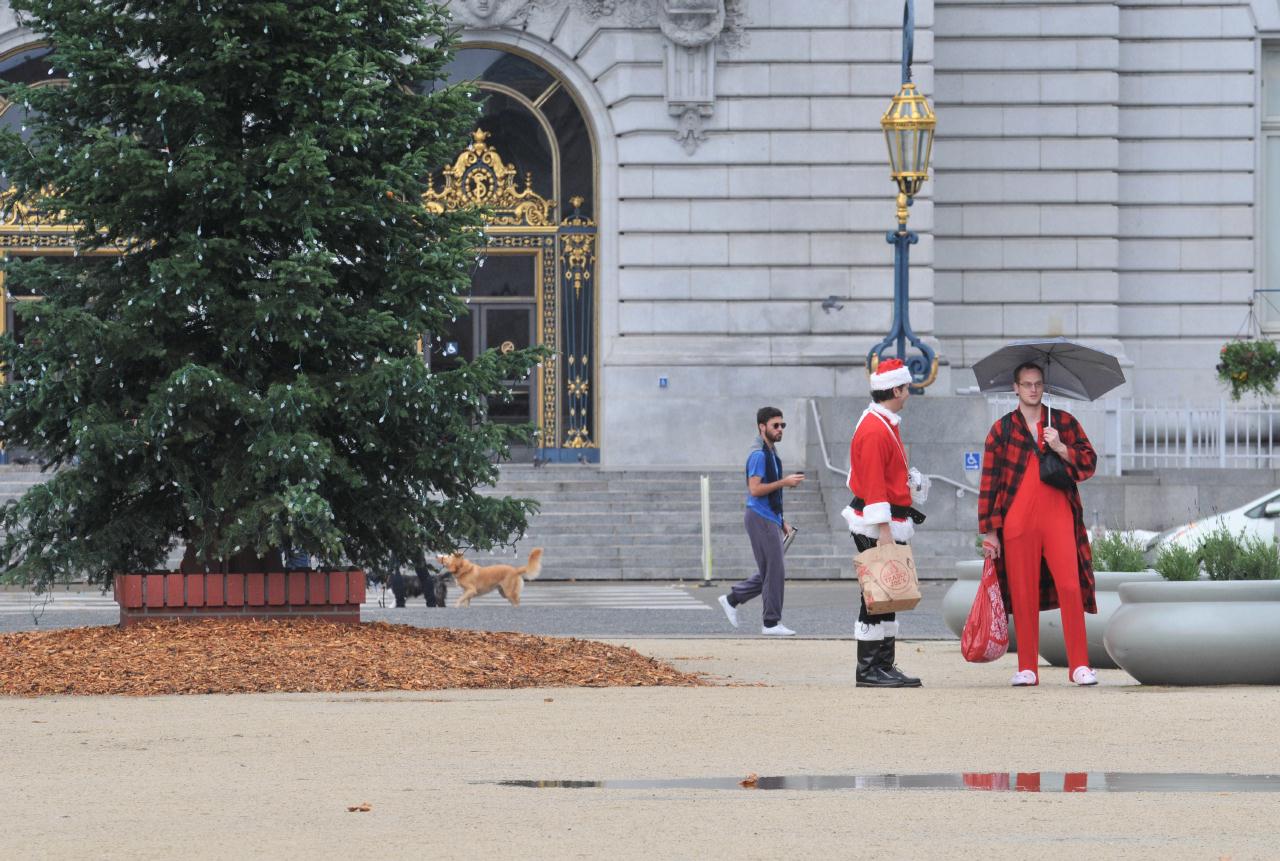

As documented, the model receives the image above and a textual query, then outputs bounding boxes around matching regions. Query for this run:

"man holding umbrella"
[974,339,1123,687]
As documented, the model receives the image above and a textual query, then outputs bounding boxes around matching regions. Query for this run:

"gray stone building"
[1,0,1276,470]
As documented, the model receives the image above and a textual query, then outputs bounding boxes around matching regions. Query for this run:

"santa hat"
[869,357,913,392]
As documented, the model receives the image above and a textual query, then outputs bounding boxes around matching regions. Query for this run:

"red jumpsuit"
[1003,414,1089,680]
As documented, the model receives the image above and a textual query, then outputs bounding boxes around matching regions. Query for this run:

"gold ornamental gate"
[423,127,598,461]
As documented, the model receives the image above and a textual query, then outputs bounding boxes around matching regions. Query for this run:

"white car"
[1157,489,1280,550]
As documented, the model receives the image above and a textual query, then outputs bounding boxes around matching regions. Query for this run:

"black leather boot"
[878,638,922,687]
[856,639,908,687]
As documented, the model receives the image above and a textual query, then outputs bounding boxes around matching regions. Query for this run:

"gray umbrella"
[972,337,1125,401]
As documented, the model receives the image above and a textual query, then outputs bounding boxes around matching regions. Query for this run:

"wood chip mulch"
[0,619,706,697]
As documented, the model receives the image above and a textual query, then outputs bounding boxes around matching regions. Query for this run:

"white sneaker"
[762,623,796,637]
[1010,669,1038,686]
[1072,666,1098,686]
[717,594,740,628]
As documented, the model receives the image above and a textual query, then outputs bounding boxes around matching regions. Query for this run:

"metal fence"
[987,396,1280,476]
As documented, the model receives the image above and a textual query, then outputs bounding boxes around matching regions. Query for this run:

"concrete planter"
[1104,580,1280,686]
[941,559,1017,651]
[1038,570,1162,670]
[114,570,365,625]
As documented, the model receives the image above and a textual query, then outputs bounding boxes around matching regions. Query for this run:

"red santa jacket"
[979,406,1098,614]
[846,403,915,542]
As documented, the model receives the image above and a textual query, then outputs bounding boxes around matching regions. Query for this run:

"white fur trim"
[855,621,884,642]
[861,501,892,525]
[867,402,901,426]
[869,364,912,391]
[882,621,899,638]
[842,505,915,542]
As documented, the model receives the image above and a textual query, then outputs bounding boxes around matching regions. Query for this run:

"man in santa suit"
[843,358,925,688]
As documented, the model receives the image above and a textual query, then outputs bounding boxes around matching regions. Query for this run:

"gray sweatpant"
[732,509,786,626]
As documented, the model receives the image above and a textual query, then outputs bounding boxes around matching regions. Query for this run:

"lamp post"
[867,0,938,389]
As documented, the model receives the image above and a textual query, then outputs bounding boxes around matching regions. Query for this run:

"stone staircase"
[469,465,855,581]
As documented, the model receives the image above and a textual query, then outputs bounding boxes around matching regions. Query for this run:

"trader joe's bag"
[853,543,922,614]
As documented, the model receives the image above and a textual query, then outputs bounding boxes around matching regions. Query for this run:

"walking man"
[718,407,805,636]
[979,362,1099,687]
[844,358,924,687]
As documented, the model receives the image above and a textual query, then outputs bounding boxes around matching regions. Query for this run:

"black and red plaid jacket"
[978,407,1098,614]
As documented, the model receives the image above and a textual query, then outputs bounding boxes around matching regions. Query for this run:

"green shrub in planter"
[1197,526,1243,581]
[1090,531,1149,572]
[1236,535,1280,580]
[1154,544,1200,581]
[1197,526,1280,580]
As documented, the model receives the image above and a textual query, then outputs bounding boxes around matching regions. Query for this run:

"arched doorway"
[425,47,599,462]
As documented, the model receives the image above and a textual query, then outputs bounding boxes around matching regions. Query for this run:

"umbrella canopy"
[972,337,1125,401]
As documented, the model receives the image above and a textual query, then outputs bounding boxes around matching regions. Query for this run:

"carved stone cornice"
[656,0,727,48]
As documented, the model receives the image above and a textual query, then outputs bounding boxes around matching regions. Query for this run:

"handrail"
[925,473,973,498]
[808,398,973,497]
[808,398,848,478]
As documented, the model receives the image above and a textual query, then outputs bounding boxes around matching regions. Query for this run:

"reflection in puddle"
[497,772,1280,793]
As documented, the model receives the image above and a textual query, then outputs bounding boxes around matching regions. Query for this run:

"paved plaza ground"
[2,634,1278,860]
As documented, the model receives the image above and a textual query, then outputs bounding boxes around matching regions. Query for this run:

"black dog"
[388,566,448,608]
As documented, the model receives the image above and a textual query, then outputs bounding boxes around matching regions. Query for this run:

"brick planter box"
[113,570,365,626]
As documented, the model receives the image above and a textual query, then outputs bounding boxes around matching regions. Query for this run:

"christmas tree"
[0,0,543,589]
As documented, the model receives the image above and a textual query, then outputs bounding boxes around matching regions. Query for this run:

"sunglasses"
[766,422,787,430]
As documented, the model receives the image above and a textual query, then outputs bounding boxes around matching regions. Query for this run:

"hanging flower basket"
[1216,339,1280,401]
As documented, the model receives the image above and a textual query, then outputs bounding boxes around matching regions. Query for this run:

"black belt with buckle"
[849,496,926,525]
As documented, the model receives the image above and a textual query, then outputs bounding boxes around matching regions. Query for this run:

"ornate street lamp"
[867,0,938,388]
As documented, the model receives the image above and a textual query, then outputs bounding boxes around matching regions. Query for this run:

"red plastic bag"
[961,559,1009,663]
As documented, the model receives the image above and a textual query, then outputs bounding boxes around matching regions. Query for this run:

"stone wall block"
[1120,305,1181,336]
[962,271,1043,304]
[1040,71,1119,104]
[1076,302,1120,337]
[1042,271,1119,303]
[619,268,692,301]
[1002,303,1079,337]
[1040,204,1120,237]
[728,232,811,266]
[725,97,811,130]
[619,200,692,232]
[1120,73,1253,106]
[1003,238,1078,270]
[690,200,772,232]
[727,300,810,334]
[651,167,730,198]
[692,268,772,300]
[1041,138,1119,170]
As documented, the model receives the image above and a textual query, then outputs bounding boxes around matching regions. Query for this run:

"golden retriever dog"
[437,547,543,607]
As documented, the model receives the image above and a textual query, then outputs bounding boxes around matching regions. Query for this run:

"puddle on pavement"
[496,772,1280,792]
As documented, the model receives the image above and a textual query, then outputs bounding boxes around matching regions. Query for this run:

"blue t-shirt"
[744,448,784,526]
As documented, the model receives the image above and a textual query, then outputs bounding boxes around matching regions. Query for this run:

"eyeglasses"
[1017,381,1045,389]
[767,422,786,430]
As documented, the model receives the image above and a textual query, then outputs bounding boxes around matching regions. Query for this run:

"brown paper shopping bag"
[854,543,922,613]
